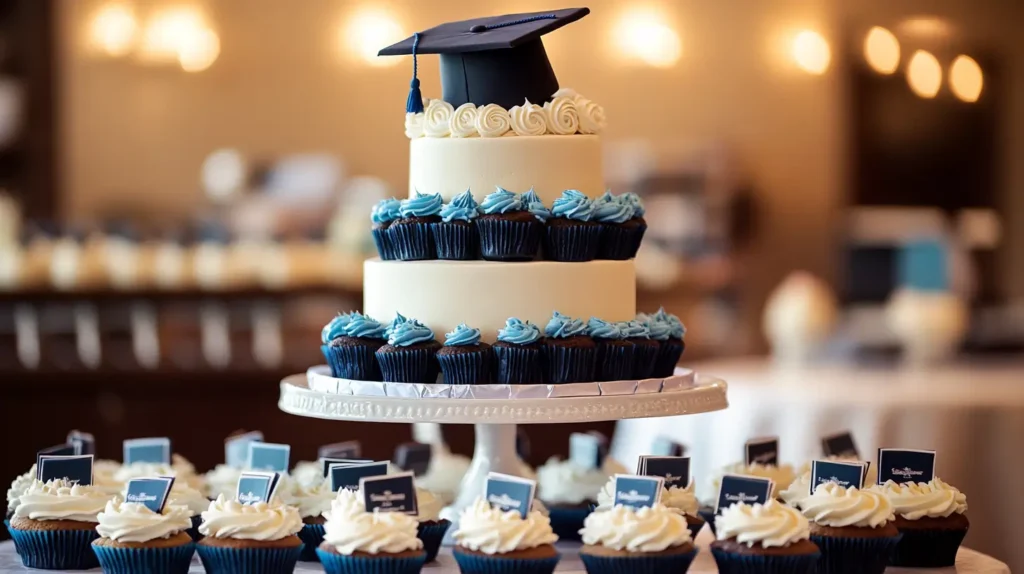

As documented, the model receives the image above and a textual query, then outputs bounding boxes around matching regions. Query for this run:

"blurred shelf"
[0,284,362,304]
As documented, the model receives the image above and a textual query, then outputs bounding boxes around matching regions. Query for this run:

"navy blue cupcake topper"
[38,454,94,486]
[612,475,664,509]
[125,476,176,513]
[570,431,607,470]
[361,472,419,516]
[318,440,362,460]
[822,431,860,459]
[716,474,774,513]
[545,311,588,338]
[745,437,779,466]
[329,461,389,492]
[497,317,542,344]
[225,431,263,468]
[638,456,690,489]
[810,459,867,493]
[388,317,435,347]
[444,323,482,346]
[485,472,536,518]
[67,430,95,456]
[36,443,76,477]
[247,442,290,472]
[394,442,432,476]
[321,457,372,479]
[237,471,281,504]
[123,437,171,465]
[877,449,936,485]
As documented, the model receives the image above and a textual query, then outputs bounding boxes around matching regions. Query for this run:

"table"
[611,357,1024,573]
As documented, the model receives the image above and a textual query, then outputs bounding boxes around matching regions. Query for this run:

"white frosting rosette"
[291,461,325,489]
[453,497,557,554]
[199,495,302,541]
[596,478,699,517]
[321,489,423,555]
[797,483,894,528]
[166,481,210,515]
[580,503,692,552]
[416,487,443,523]
[716,500,811,548]
[405,113,425,139]
[576,96,606,134]
[277,478,333,519]
[6,466,35,515]
[449,103,479,138]
[508,99,548,136]
[13,479,111,523]
[869,478,967,520]
[475,104,512,137]
[423,100,454,137]
[95,498,192,543]
[543,95,579,135]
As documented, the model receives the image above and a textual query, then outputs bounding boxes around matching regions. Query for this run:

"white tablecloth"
[611,358,1024,573]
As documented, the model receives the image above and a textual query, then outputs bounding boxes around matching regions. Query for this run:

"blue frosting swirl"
[387,317,435,347]
[520,188,551,223]
[654,307,686,339]
[641,311,672,341]
[551,190,595,221]
[321,312,357,343]
[399,192,443,218]
[385,312,408,339]
[497,318,542,345]
[621,192,645,218]
[593,192,633,224]
[587,317,623,340]
[618,319,651,339]
[371,198,402,225]
[439,190,480,223]
[545,311,589,339]
[343,313,387,340]
[444,323,482,347]
[480,187,524,215]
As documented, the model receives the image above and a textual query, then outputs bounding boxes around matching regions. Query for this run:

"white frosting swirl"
[321,489,423,555]
[167,481,215,515]
[543,96,579,135]
[576,96,606,134]
[449,103,479,138]
[422,100,454,138]
[475,104,512,138]
[798,483,894,528]
[96,498,193,543]
[581,503,692,552]
[402,90,603,138]
[715,500,811,548]
[508,100,549,136]
[205,465,242,500]
[453,497,557,554]
[782,458,877,508]
[596,478,698,517]
[199,495,303,541]
[6,467,35,514]
[13,479,110,522]
[703,462,795,506]
[537,457,615,505]
[278,478,333,519]
[869,479,967,520]
[415,446,470,506]
[291,461,325,489]
[404,113,424,139]
[416,488,443,523]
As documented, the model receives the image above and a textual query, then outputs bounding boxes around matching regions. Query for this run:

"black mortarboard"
[378,8,590,112]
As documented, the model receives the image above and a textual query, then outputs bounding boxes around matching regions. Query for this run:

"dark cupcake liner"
[631,224,647,256]
[810,533,901,574]
[631,341,659,380]
[544,344,596,384]
[452,548,561,574]
[543,222,602,262]
[580,547,698,574]
[432,222,479,260]
[653,338,685,378]
[594,341,635,382]
[389,222,437,261]
[889,526,967,568]
[597,224,644,260]
[372,227,397,261]
[195,543,302,574]
[186,515,202,542]
[438,348,492,385]
[417,519,451,563]
[477,218,542,262]
[376,347,439,383]
[299,523,326,562]
[8,525,101,570]
[711,547,820,574]
[92,541,196,574]
[548,506,591,542]
[323,343,384,381]
[493,345,546,384]
[317,547,427,574]
[698,508,718,538]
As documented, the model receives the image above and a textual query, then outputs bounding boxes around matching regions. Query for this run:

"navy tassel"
[406,32,424,113]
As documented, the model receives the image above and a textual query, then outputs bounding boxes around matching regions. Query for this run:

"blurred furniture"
[611,357,1024,572]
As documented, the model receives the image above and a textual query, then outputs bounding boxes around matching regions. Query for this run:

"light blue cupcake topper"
[371,198,402,225]
[593,191,633,224]
[620,192,645,218]
[618,319,651,339]
[388,317,435,347]
[497,318,542,345]
[551,190,596,221]
[520,187,551,223]
[545,311,589,338]
[444,323,482,347]
[439,190,481,223]
[587,317,623,340]
[653,307,686,339]
[322,312,357,343]
[399,192,443,218]
[343,313,387,340]
[481,186,524,215]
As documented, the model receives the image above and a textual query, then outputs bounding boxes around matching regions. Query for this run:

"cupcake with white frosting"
[596,477,705,538]
[8,479,111,570]
[869,478,969,568]
[700,461,797,532]
[290,460,325,489]
[796,483,900,574]
[781,457,877,508]
[92,497,196,574]
[452,497,560,574]
[536,456,623,541]
[316,489,426,574]
[196,495,303,574]
[276,477,333,562]
[579,503,697,574]
[413,486,450,563]
[5,465,35,525]
[710,500,821,574]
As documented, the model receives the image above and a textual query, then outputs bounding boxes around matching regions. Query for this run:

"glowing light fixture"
[791,30,830,75]
[906,50,942,98]
[863,26,900,74]
[949,55,983,103]
[612,9,682,68]
[88,3,138,57]
[139,6,207,63]
[178,27,220,72]
[344,9,403,66]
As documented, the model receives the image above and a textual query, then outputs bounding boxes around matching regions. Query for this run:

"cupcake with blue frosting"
[644,308,686,377]
[593,192,643,260]
[437,324,492,385]
[321,312,387,381]
[618,319,659,380]
[392,192,443,260]
[476,187,544,261]
[432,190,480,260]
[521,188,551,224]
[588,318,634,382]
[375,315,441,383]
[544,190,601,262]
[493,318,546,384]
[370,198,402,260]
[620,192,647,255]
[544,312,596,384]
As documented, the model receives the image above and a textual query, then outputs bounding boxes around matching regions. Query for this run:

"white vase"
[886,288,968,366]
[762,271,837,365]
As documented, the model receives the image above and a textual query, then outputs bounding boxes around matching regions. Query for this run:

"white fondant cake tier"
[408,135,604,203]
[363,258,635,342]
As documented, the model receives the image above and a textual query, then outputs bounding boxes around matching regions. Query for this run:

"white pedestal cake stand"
[278,371,728,536]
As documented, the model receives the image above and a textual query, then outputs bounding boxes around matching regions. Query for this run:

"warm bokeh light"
[139,6,207,63]
[791,30,830,75]
[612,9,682,68]
[343,9,404,66]
[863,26,900,74]
[88,2,138,57]
[949,55,983,103]
[906,50,942,98]
[178,27,220,72]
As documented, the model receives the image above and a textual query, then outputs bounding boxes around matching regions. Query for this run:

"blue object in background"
[899,239,949,292]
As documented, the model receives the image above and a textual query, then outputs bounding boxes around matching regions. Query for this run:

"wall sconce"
[612,9,682,68]
[906,50,942,98]
[863,26,899,74]
[949,55,983,103]
[791,30,830,75]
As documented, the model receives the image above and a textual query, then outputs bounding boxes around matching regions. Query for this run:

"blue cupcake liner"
[376,346,439,383]
[389,222,437,261]
[630,341,659,380]
[547,506,591,542]
[9,525,101,570]
[452,548,561,574]
[438,348,492,385]
[543,222,602,262]
[417,519,451,563]
[196,543,302,574]
[493,344,545,384]
[889,526,967,568]
[372,227,397,261]
[92,540,196,574]
[597,224,644,260]
[299,523,326,562]
[711,547,820,574]
[2,517,10,543]
[432,221,479,260]
[579,547,698,574]
[594,341,635,382]
[316,547,427,574]
[478,218,542,262]
[653,338,684,378]
[811,533,901,574]
[186,515,203,542]
[323,342,384,381]
[544,343,596,384]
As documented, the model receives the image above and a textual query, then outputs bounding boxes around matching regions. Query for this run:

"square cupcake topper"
[38,454,94,486]
[394,443,432,477]
[361,472,418,516]
[124,437,171,465]
[877,449,935,485]
[225,431,263,468]
[716,474,773,514]
[247,442,290,472]
[236,471,281,504]
[67,430,95,456]
[570,431,608,470]
[638,456,690,489]
[745,437,779,466]
[329,461,389,493]
[36,443,77,478]
[125,476,176,513]
[810,459,866,493]
[319,440,362,460]
[612,474,664,509]
[821,431,860,459]
[485,472,536,518]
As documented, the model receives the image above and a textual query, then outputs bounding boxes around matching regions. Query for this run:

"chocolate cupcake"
[588,318,634,382]
[618,319,659,380]
[544,190,601,262]
[391,192,443,260]
[321,312,387,381]
[620,192,648,256]
[796,483,901,574]
[711,501,821,574]
[437,323,492,384]
[644,308,686,377]
[493,318,546,384]
[869,478,969,568]
[593,191,643,260]
[432,190,480,260]
[376,314,441,383]
[476,187,543,261]
[543,312,596,384]
[370,198,401,260]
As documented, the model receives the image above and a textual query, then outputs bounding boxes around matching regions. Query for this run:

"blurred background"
[0,0,1022,568]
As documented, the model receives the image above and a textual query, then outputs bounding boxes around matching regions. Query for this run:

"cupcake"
[196,495,303,574]
[322,312,387,381]
[521,188,551,225]
[391,192,443,261]
[204,465,242,500]
[781,457,878,508]
[433,190,481,260]
[536,457,615,541]
[8,479,110,569]
[92,497,195,574]
[437,323,492,384]
[278,478,334,562]
[580,503,698,573]
[588,317,633,382]
[619,192,648,256]
[711,500,821,574]
[375,315,441,383]
[414,444,471,506]
[316,489,426,574]
[544,190,601,262]
[543,312,596,384]
[415,487,450,563]
[165,480,211,541]
[618,319,659,380]
[593,191,644,260]
[595,477,705,539]
[644,308,686,378]
[291,461,325,489]
[796,483,900,574]
[869,478,968,567]
[700,461,797,534]
[371,198,402,260]
[477,187,544,261]
[5,465,35,528]
[452,497,560,574]
[493,318,546,384]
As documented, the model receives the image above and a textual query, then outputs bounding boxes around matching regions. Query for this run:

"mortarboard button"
[469,24,487,33]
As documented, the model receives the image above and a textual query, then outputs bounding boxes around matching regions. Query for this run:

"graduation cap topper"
[378,8,591,112]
